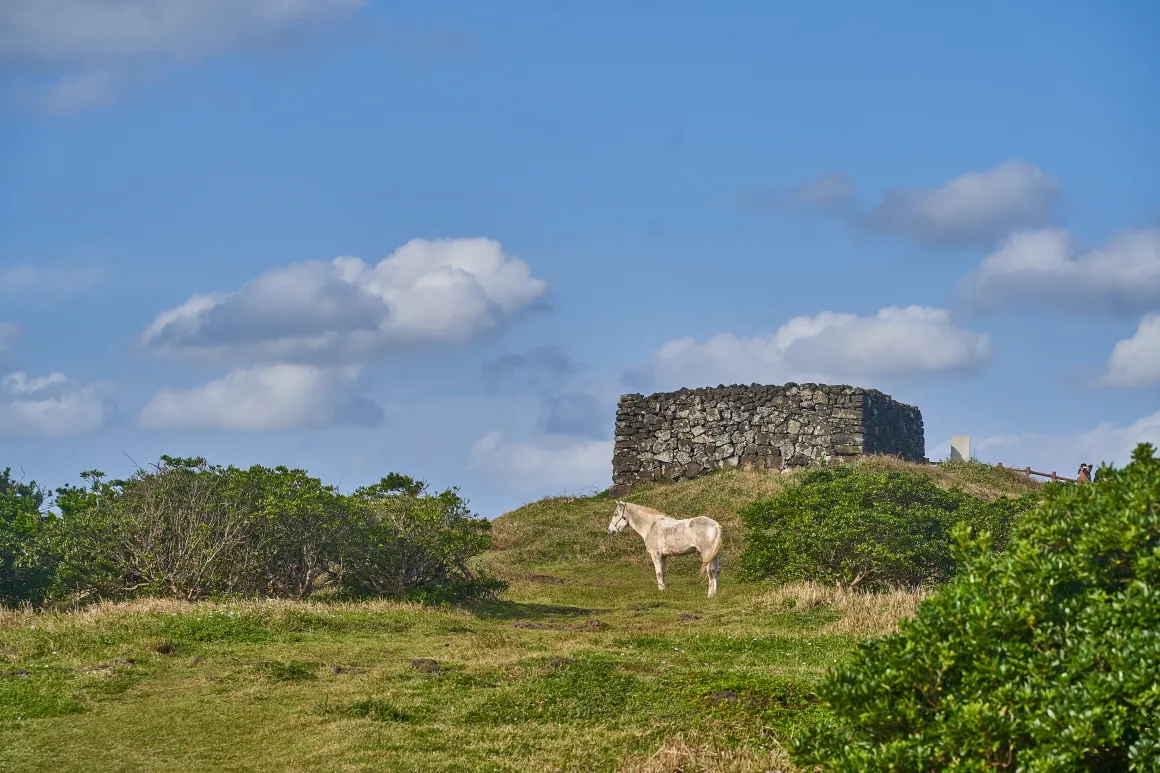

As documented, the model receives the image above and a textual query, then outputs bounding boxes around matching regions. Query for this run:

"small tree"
[235,464,352,600]
[0,468,51,605]
[47,459,257,601]
[343,476,499,599]
[796,444,1160,771]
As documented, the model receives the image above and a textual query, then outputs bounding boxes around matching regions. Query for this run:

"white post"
[950,435,971,462]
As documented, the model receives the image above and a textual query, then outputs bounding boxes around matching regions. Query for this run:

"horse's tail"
[698,522,722,577]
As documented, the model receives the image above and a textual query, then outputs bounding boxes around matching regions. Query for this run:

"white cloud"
[867,160,1058,247]
[744,161,1058,248]
[140,238,549,364]
[1098,314,1160,388]
[971,410,1160,476]
[139,363,382,430]
[642,306,991,391]
[961,227,1160,314]
[0,0,364,112]
[0,323,21,354]
[468,431,612,496]
[0,370,116,437]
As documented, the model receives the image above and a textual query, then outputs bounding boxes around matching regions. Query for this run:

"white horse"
[606,501,722,597]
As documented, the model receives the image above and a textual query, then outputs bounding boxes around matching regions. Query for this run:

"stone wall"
[611,382,924,490]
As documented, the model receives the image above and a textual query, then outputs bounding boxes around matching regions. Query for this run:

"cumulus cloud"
[969,410,1160,475]
[960,227,1160,315]
[742,161,1058,248]
[141,238,548,364]
[641,306,991,391]
[1098,314,1160,388]
[866,161,1058,247]
[139,363,382,430]
[0,0,364,112]
[0,370,116,437]
[0,323,21,354]
[467,431,612,495]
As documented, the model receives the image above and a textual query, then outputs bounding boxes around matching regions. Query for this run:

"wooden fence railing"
[931,460,1078,483]
[994,463,1076,483]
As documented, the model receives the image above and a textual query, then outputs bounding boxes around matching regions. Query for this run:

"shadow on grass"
[461,599,613,621]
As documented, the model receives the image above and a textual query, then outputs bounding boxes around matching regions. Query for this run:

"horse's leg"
[651,552,666,591]
[708,556,720,597]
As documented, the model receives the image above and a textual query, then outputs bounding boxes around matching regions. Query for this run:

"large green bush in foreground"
[798,444,1160,772]
[739,465,1039,589]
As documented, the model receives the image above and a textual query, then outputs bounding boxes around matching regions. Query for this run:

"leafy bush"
[739,465,1039,590]
[47,460,259,601]
[8,457,500,606]
[341,475,502,601]
[796,443,1160,771]
[0,469,51,605]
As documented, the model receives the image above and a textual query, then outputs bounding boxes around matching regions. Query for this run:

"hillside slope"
[0,459,1041,773]
[482,458,1041,580]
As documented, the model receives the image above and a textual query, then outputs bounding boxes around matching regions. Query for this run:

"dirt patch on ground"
[512,618,607,632]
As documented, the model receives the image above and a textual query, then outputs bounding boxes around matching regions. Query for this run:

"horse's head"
[607,500,629,535]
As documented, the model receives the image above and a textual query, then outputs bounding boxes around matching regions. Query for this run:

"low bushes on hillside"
[343,474,502,601]
[739,464,1041,590]
[796,443,1160,771]
[2,457,501,607]
[0,469,52,605]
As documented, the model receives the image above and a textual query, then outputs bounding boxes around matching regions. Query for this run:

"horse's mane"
[623,501,669,518]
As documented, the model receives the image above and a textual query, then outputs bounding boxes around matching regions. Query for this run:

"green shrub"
[0,469,52,605]
[796,443,1160,771]
[739,465,1039,589]
[46,460,260,601]
[340,476,502,601]
[24,458,500,606]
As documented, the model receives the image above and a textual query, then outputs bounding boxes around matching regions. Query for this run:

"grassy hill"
[484,457,1039,577]
[0,460,1039,773]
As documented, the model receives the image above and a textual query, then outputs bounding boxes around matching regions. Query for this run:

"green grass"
[0,460,1033,773]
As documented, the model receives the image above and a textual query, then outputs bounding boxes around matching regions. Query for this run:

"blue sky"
[1,0,1158,517]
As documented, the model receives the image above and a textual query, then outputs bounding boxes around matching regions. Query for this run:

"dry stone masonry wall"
[611,383,924,491]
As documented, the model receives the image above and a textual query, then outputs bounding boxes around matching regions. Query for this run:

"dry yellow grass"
[0,596,443,631]
[617,733,801,773]
[752,582,927,638]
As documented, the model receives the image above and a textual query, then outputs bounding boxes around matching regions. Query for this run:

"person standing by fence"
[1077,464,1092,483]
